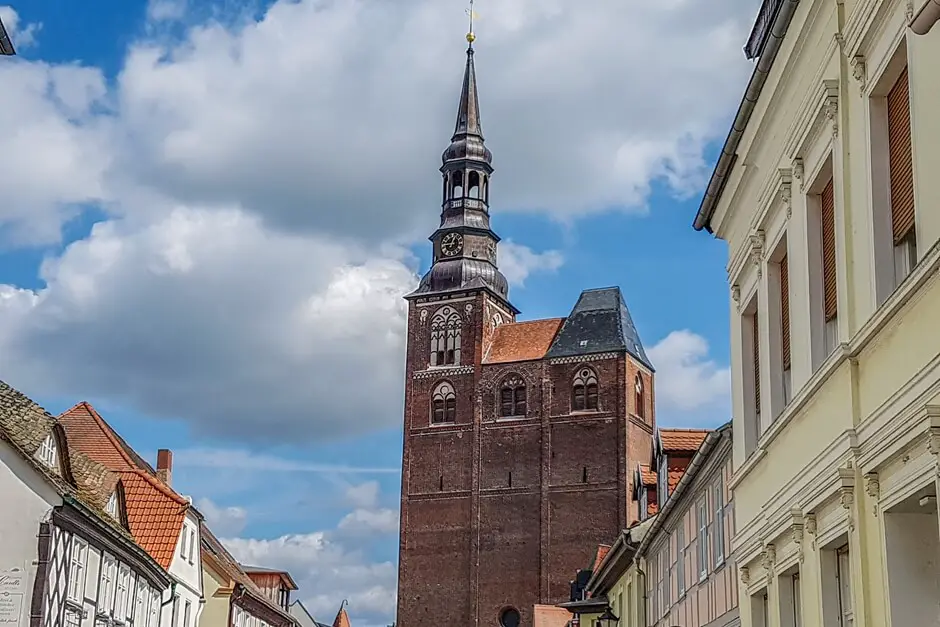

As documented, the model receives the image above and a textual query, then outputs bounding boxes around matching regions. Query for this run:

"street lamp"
[595,607,619,627]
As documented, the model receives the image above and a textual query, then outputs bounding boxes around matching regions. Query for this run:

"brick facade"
[396,290,656,627]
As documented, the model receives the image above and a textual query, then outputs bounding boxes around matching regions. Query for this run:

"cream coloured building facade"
[694,0,940,624]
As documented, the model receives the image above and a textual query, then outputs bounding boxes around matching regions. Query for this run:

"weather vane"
[465,0,478,45]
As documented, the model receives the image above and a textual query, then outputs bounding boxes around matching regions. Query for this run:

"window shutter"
[753,312,761,412]
[780,253,791,371]
[821,179,837,321]
[887,67,915,244]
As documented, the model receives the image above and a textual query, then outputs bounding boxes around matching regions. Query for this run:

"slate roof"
[0,14,14,56]
[483,318,565,364]
[659,428,710,453]
[58,401,193,570]
[545,287,653,369]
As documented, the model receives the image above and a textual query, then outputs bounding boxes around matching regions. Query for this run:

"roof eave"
[693,0,802,233]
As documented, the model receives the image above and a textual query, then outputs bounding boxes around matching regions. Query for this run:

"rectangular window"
[887,66,916,287]
[183,601,192,627]
[148,591,159,627]
[698,498,708,580]
[664,541,671,610]
[837,546,853,627]
[101,555,117,615]
[820,178,839,355]
[713,482,725,566]
[780,252,792,404]
[677,524,686,597]
[67,538,88,602]
[753,310,761,422]
[180,526,188,558]
[116,565,130,620]
[171,596,180,627]
[658,457,669,506]
[189,529,196,563]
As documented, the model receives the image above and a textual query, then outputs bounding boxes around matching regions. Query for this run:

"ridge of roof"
[59,402,140,470]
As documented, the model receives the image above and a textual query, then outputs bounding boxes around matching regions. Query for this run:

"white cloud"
[647,329,731,415]
[344,481,381,509]
[223,531,397,624]
[197,497,248,536]
[146,0,187,22]
[499,241,564,287]
[0,6,41,49]
[176,449,399,474]
[337,508,399,537]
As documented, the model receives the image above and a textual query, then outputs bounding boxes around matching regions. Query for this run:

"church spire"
[406,17,515,311]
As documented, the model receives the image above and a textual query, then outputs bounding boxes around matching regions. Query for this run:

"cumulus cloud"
[0,6,41,49]
[648,329,731,416]
[223,531,397,624]
[498,241,564,287]
[197,497,248,536]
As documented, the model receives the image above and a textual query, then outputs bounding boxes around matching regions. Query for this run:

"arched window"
[430,306,462,366]
[468,171,481,198]
[634,374,645,419]
[431,382,457,424]
[442,174,448,202]
[499,375,527,417]
[451,171,464,199]
[572,367,599,411]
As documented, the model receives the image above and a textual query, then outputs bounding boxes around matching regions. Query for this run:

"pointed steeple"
[453,45,483,140]
[332,601,351,627]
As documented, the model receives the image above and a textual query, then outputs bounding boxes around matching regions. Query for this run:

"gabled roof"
[483,318,564,364]
[0,380,167,582]
[59,401,193,570]
[0,14,14,55]
[545,287,653,369]
[658,428,710,454]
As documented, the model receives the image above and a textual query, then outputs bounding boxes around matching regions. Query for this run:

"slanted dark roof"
[545,287,653,370]
[0,14,14,56]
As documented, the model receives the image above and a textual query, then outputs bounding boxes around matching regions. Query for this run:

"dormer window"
[36,434,58,470]
[106,492,118,517]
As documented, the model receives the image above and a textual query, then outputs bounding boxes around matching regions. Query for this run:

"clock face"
[441,233,463,257]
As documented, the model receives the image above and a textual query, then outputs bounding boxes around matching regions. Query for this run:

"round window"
[500,608,521,627]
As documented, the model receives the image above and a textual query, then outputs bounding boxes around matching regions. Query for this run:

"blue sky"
[0,0,755,624]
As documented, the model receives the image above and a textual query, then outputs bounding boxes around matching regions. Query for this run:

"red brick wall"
[397,291,655,627]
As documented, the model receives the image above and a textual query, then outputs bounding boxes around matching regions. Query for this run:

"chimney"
[156,449,173,486]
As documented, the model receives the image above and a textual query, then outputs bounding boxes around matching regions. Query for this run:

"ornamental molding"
[464,303,474,321]
[739,566,750,586]
[731,284,741,312]
[792,158,805,190]
[413,366,475,379]
[864,472,880,517]
[804,513,817,550]
[790,508,805,562]
[838,465,856,532]
[549,352,619,366]
[761,544,776,584]
[750,230,766,279]
[785,80,839,161]
[850,55,867,95]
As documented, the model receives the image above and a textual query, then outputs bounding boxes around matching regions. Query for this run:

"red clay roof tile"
[660,428,710,453]
[332,606,351,627]
[59,402,138,471]
[591,545,611,571]
[483,318,565,364]
[533,605,572,627]
[639,464,656,487]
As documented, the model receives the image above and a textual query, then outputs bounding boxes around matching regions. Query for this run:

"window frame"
[713,482,725,567]
[37,434,58,469]
[429,306,462,367]
[572,367,599,412]
[67,537,88,603]
[697,497,709,581]
[498,376,527,418]
[677,523,686,598]
[836,545,853,626]
[431,381,457,424]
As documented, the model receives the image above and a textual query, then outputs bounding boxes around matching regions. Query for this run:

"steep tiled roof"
[545,287,653,369]
[667,469,685,493]
[121,470,187,569]
[591,545,611,571]
[660,428,710,453]
[483,318,564,363]
[332,605,351,627]
[639,464,656,487]
[533,604,571,627]
[59,401,191,570]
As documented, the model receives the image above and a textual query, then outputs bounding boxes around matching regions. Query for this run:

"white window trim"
[698,499,708,581]
[677,524,686,598]
[713,483,725,567]
[106,492,119,518]
[67,537,88,603]
[837,546,853,626]
[188,528,196,564]
[180,525,188,558]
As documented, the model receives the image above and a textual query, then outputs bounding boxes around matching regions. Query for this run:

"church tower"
[397,25,656,627]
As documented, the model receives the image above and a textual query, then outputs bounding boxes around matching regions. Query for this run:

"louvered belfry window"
[753,311,761,414]
[780,253,791,372]
[821,179,838,322]
[887,67,915,245]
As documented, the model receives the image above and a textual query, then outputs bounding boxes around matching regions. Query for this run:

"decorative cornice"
[790,507,805,562]
[731,284,741,312]
[761,543,777,583]
[824,97,839,138]
[549,352,619,365]
[750,230,766,279]
[792,158,804,190]
[839,465,856,532]
[804,512,817,550]
[413,366,475,379]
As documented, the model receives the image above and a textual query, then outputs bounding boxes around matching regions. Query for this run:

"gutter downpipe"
[692,0,802,233]
[911,0,940,34]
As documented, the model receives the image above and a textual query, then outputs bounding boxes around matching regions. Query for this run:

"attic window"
[106,492,118,517]
[36,434,58,470]
[579,340,589,347]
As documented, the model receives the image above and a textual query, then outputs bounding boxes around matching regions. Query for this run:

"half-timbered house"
[0,381,173,627]
[58,404,205,627]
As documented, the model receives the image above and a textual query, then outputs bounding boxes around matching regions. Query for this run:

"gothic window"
[468,171,481,198]
[431,381,457,424]
[634,374,645,419]
[499,375,527,417]
[572,367,599,411]
[430,306,462,366]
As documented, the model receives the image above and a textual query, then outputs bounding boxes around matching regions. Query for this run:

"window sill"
[496,415,527,422]
[429,421,456,428]
[569,409,600,416]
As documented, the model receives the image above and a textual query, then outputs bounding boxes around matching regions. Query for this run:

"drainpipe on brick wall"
[911,0,940,34]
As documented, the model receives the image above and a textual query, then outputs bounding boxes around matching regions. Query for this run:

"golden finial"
[465,0,478,46]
